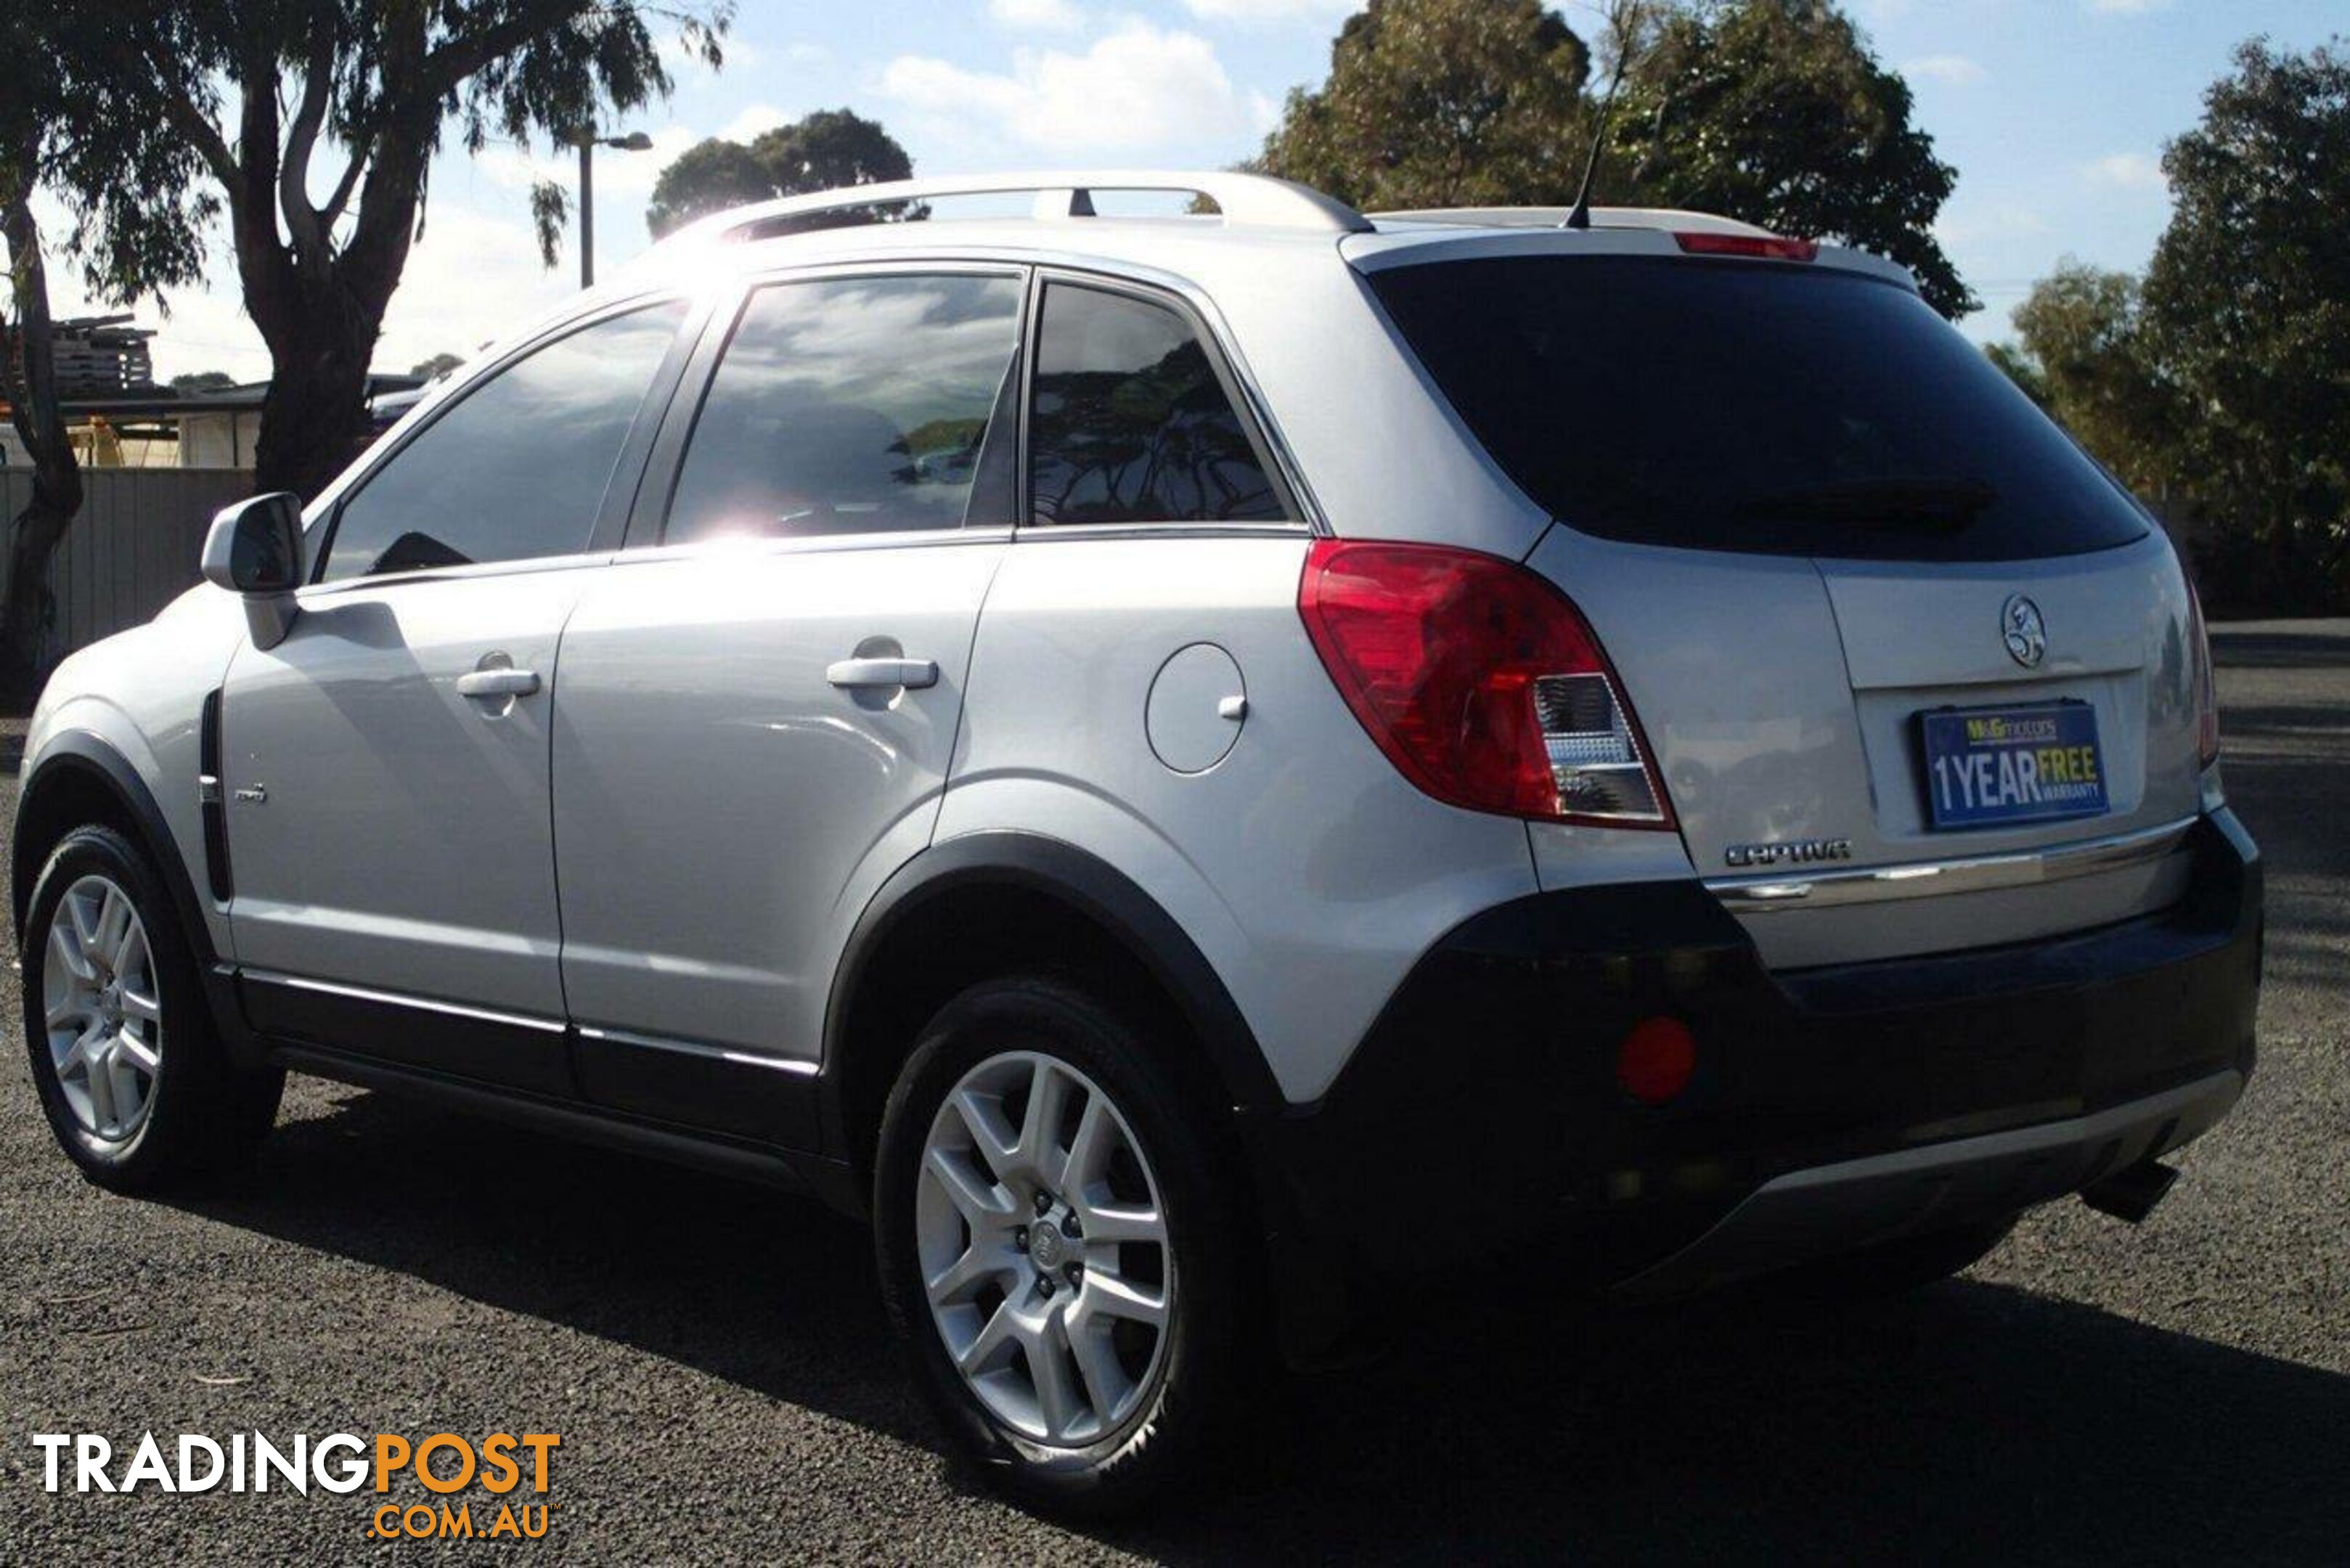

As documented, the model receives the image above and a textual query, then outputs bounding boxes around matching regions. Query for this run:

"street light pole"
[579,137,594,290]
[566,129,654,290]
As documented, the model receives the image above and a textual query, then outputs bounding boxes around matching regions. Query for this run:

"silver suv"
[15,173,2262,1510]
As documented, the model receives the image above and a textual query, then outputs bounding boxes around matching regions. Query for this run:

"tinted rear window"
[1368,256,2148,562]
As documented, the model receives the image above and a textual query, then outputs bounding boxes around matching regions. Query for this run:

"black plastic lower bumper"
[1244,809,2262,1355]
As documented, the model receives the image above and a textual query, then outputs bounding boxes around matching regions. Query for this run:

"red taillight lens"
[1297,539,1674,828]
[1674,230,1819,264]
[2188,579,2220,767]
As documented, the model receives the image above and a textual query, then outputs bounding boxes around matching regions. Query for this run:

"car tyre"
[874,974,1247,1516]
[21,825,282,1191]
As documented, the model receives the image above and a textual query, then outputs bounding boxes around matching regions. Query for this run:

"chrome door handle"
[826,656,938,690]
[456,668,542,698]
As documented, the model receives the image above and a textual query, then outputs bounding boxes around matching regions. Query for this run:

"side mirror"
[202,493,306,649]
[202,492,306,595]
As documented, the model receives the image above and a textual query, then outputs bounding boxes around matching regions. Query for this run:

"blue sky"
[58,0,2345,383]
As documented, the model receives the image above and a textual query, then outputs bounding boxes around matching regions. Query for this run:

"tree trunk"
[250,306,379,501]
[0,481,79,703]
[0,142,82,706]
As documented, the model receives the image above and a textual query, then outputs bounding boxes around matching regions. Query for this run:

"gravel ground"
[1,621,2344,1564]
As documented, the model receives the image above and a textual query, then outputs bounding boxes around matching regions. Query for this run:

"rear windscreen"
[1368,256,2150,562]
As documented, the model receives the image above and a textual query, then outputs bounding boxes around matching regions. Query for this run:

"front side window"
[665,273,1024,543]
[320,301,687,581]
[1028,283,1286,526]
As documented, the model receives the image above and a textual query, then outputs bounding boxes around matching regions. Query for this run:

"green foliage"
[647,110,917,238]
[2002,261,2182,498]
[60,2,729,499]
[1609,0,1973,317]
[528,177,572,269]
[168,370,238,393]
[1983,343,2049,412]
[1253,0,1593,210]
[1255,0,1970,317]
[2146,37,2350,613]
[646,138,776,237]
[409,352,466,380]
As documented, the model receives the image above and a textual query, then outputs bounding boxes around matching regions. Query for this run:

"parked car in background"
[14,172,2261,1512]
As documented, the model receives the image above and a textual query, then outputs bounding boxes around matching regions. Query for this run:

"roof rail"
[648,170,1373,256]
[1368,205,1774,237]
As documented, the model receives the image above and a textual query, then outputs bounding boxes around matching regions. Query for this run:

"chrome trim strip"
[1704,816,2198,915]
[577,1025,820,1077]
[615,526,1013,568]
[237,968,568,1034]
[1011,521,1312,543]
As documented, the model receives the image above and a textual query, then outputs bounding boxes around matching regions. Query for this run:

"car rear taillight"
[2188,579,2220,767]
[1674,231,1819,264]
[1297,539,1674,828]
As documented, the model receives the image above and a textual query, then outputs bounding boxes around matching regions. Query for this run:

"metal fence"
[0,467,250,666]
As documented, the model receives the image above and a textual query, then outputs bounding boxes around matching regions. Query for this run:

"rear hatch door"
[1365,243,2203,964]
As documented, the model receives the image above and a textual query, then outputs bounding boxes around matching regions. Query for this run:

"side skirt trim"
[269,1041,852,1203]
[237,966,828,1169]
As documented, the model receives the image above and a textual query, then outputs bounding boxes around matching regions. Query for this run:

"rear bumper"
[1245,808,2261,1352]
[1620,1068,2242,1296]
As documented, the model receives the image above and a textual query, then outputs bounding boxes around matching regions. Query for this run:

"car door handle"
[455,668,542,699]
[826,657,938,691]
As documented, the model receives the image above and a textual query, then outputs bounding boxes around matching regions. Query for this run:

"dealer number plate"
[1920,702,2109,830]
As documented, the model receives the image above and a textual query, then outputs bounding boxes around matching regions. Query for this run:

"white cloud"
[719,104,795,142]
[990,0,1084,30]
[1903,53,1985,85]
[1178,0,1352,20]
[881,22,1257,153]
[2086,0,2167,13]
[2084,152,2166,191]
[375,205,577,373]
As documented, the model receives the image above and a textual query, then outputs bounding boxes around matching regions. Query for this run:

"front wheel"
[21,825,282,1191]
[873,976,1245,1514]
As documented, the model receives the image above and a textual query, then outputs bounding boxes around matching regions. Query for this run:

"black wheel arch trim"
[818,830,1285,1159]
[14,730,263,1065]
[17,732,213,960]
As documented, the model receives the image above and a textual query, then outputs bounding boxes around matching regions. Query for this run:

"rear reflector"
[1674,230,1820,264]
[1617,1016,1697,1106]
[1297,539,1674,828]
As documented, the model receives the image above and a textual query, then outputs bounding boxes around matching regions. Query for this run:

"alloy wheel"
[915,1050,1175,1447]
[42,874,163,1145]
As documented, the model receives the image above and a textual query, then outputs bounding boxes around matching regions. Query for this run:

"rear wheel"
[22,826,282,1191]
[874,976,1244,1514]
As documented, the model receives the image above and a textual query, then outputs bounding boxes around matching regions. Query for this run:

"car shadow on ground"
[165,1083,2350,1564]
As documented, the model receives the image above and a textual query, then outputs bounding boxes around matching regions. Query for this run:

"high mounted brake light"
[1297,540,1675,828]
[1674,231,1819,264]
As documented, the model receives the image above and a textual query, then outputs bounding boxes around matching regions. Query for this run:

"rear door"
[550,266,1026,1142]
[1368,250,2203,965]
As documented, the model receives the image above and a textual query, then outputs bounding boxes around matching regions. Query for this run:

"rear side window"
[1368,256,2150,563]
[1029,283,1287,526]
[666,273,1024,543]
[321,301,686,581]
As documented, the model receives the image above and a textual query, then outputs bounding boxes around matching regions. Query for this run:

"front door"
[223,299,690,1092]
